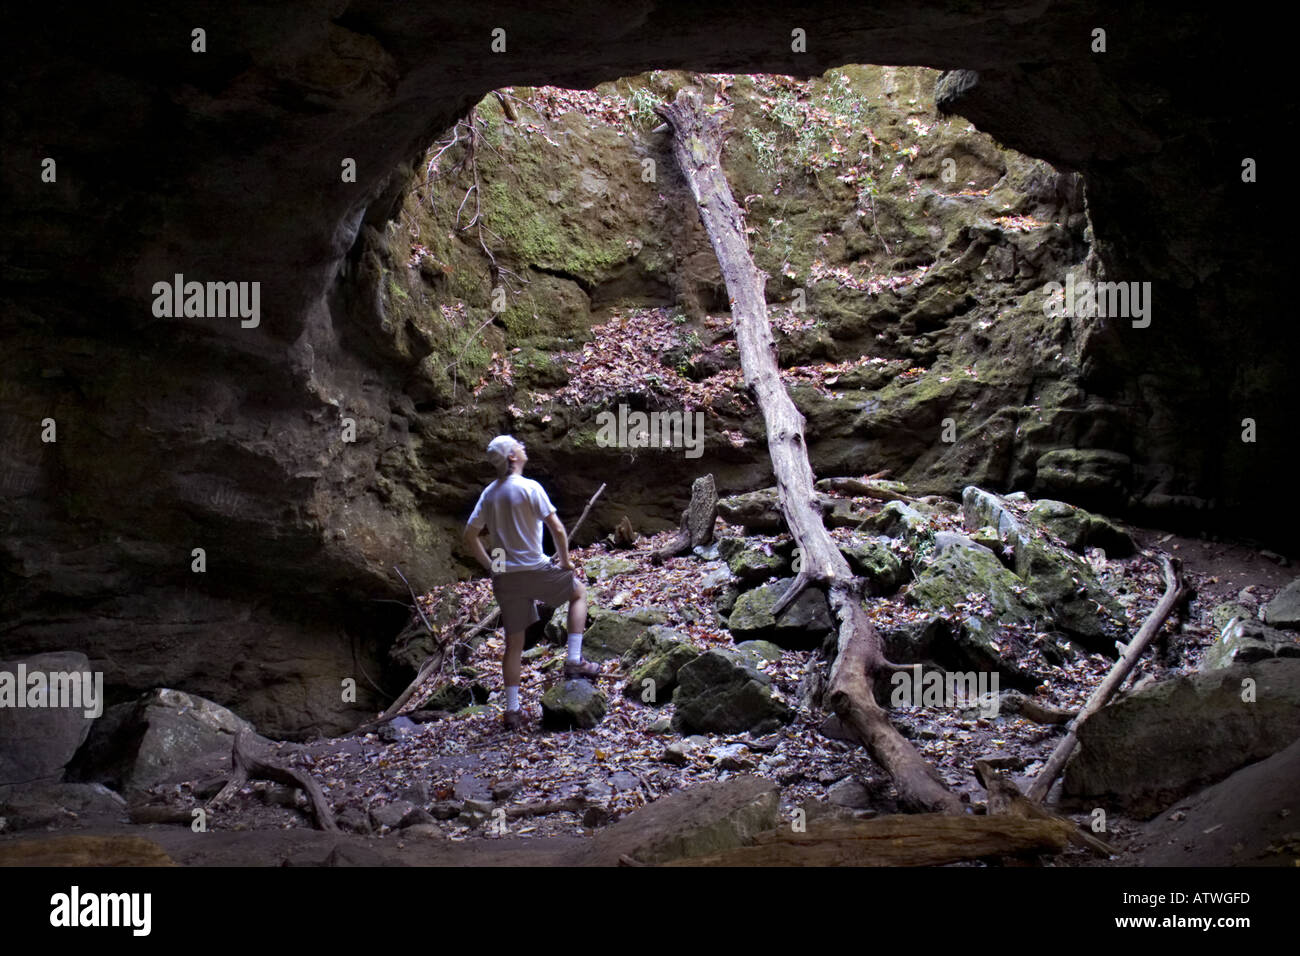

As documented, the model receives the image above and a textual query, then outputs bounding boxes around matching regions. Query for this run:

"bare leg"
[504,629,525,688]
[567,578,587,636]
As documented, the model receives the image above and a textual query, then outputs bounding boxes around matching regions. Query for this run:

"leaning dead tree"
[655,90,960,813]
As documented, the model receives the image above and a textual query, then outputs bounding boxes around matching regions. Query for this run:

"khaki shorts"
[491,564,578,635]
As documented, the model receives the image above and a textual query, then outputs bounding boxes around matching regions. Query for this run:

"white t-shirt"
[467,475,556,571]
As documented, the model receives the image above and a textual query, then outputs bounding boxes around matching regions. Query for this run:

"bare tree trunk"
[1026,552,1188,803]
[655,89,960,813]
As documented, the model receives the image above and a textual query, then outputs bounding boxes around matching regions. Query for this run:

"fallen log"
[976,760,1118,856]
[999,690,1076,725]
[662,814,1073,866]
[208,730,337,831]
[655,89,960,813]
[818,476,919,504]
[1026,551,1190,803]
[504,795,588,819]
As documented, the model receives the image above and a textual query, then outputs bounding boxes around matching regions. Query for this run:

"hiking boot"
[563,658,601,680]
[502,708,527,731]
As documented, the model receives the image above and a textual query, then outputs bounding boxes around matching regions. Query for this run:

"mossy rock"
[861,501,931,545]
[540,680,607,730]
[1200,619,1300,672]
[726,546,791,583]
[733,640,783,668]
[1026,499,1135,557]
[1210,602,1255,634]
[624,642,701,705]
[907,546,1045,625]
[584,555,640,582]
[619,625,690,669]
[714,583,741,620]
[670,649,793,735]
[1033,448,1132,505]
[837,534,905,593]
[554,606,669,662]
[727,578,834,649]
[1012,536,1125,649]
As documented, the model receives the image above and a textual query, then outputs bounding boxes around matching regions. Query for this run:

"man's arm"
[463,524,494,574]
[543,511,571,569]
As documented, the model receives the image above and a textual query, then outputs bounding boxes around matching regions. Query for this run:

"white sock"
[566,634,583,663]
[505,686,520,711]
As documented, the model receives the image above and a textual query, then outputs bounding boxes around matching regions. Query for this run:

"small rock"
[369,800,417,830]
[430,800,461,820]
[827,777,871,809]
[582,805,612,828]
[491,780,523,801]
[336,807,371,834]
[462,798,494,815]
[402,824,446,840]
[974,752,1025,771]
[399,808,435,829]
[398,780,430,804]
[609,771,641,791]
[662,742,692,766]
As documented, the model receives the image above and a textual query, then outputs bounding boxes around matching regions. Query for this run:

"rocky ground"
[12,483,1292,867]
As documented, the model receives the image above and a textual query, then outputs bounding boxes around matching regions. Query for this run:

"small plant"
[626,87,661,130]
[746,128,780,175]
[678,329,702,352]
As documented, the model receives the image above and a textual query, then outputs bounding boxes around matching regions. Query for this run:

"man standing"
[463,435,599,731]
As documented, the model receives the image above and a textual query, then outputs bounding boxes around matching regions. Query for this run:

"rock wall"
[1,3,1290,736]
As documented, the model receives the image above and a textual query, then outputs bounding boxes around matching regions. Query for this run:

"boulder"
[827,777,872,809]
[0,782,127,832]
[583,555,640,581]
[725,545,792,583]
[540,679,607,730]
[369,799,418,830]
[733,640,784,668]
[0,651,99,786]
[716,488,786,533]
[671,649,793,734]
[1199,618,1300,672]
[837,534,905,592]
[1263,578,1300,630]
[548,605,668,662]
[961,486,1125,651]
[861,500,930,544]
[589,775,780,865]
[619,625,690,669]
[1062,659,1300,818]
[1025,498,1135,556]
[907,545,1045,625]
[1210,601,1256,633]
[727,578,834,649]
[1032,448,1131,505]
[623,642,700,704]
[67,688,267,795]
